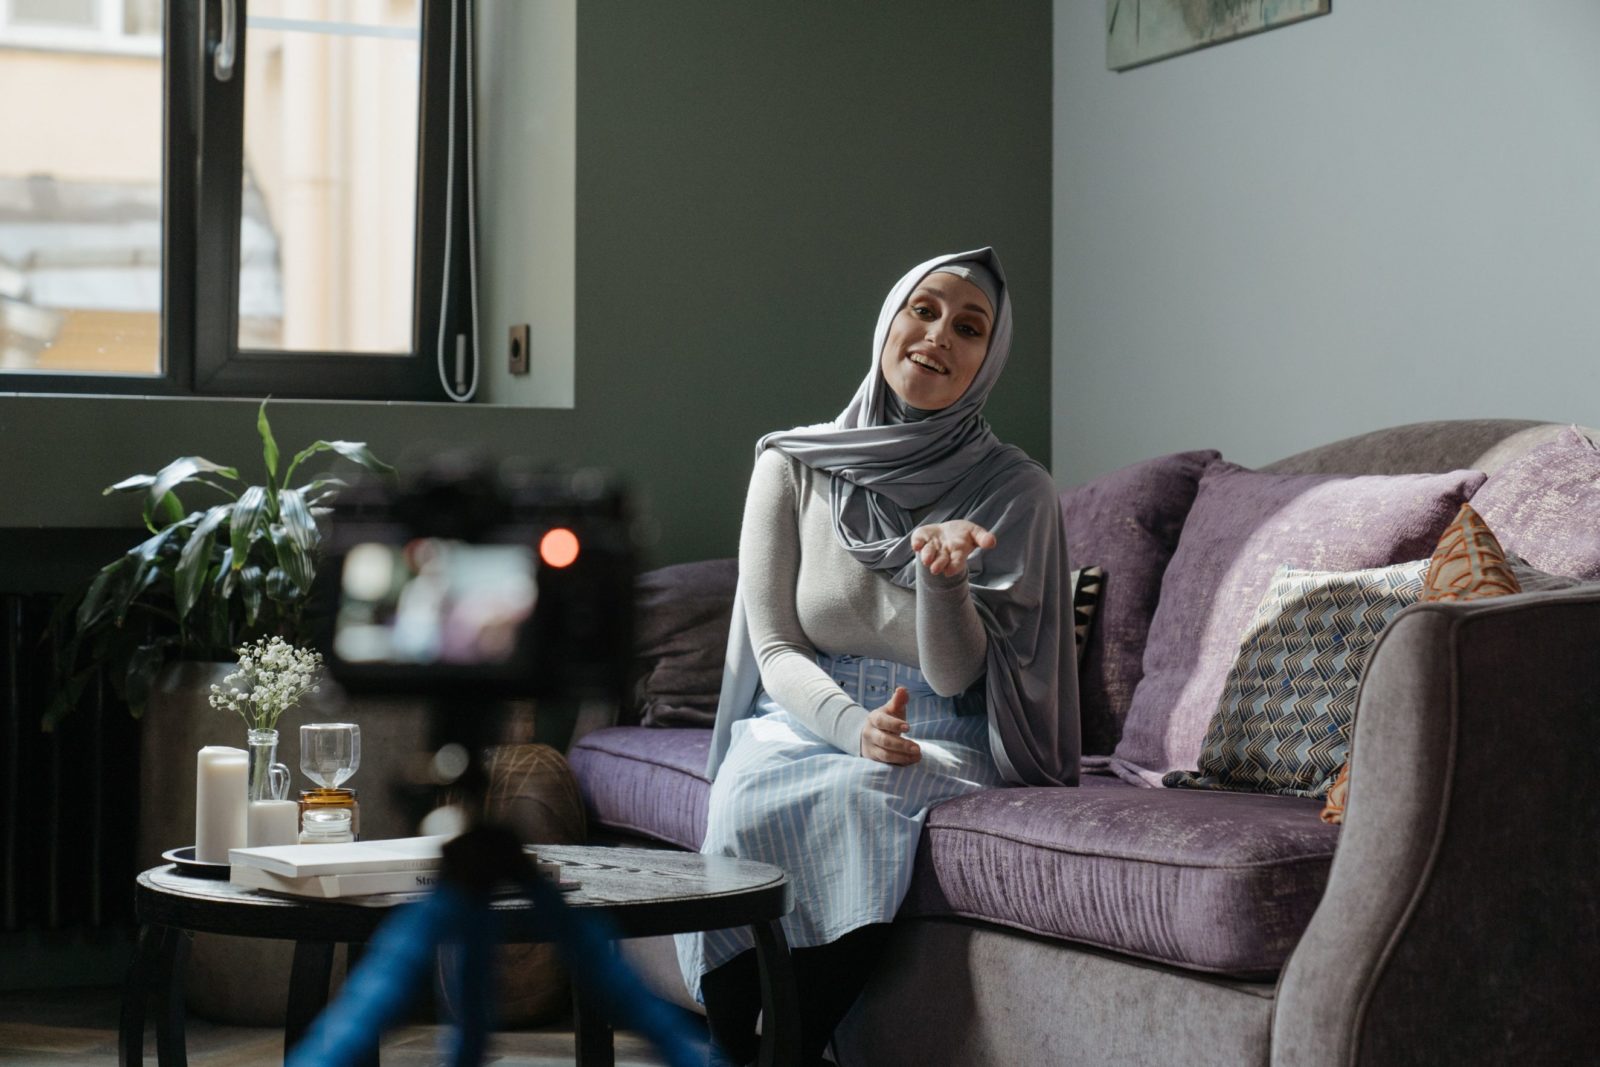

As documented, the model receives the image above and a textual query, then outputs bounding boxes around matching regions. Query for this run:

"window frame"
[4,0,468,401]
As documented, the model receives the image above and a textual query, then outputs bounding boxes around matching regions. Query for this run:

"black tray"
[162,846,231,880]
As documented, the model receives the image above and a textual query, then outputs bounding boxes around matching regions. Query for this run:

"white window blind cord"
[436,0,479,402]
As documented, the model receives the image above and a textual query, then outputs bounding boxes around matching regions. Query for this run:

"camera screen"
[333,539,537,667]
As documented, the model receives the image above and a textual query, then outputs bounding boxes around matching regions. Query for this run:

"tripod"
[285,698,707,1067]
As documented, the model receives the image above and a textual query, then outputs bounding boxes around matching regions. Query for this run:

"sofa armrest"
[1274,586,1600,1065]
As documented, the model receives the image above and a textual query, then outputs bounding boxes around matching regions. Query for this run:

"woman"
[679,248,1080,1066]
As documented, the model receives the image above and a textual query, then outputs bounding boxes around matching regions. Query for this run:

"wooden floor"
[0,987,681,1066]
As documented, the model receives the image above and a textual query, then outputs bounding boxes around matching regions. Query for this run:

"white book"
[228,835,448,878]
[231,863,444,899]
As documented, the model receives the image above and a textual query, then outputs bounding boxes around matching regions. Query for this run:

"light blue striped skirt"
[675,653,1004,1002]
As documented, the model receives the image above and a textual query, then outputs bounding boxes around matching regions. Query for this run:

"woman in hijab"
[679,248,1080,1066]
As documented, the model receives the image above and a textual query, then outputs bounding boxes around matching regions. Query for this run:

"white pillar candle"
[248,799,302,848]
[195,746,248,864]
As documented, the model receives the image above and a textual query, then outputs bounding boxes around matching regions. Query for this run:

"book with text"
[228,835,448,878]
[231,863,444,899]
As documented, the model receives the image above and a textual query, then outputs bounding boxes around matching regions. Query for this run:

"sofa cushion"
[1163,559,1428,800]
[1103,462,1485,786]
[1060,449,1219,757]
[1467,426,1600,581]
[567,726,712,851]
[902,776,1339,976]
[631,559,739,728]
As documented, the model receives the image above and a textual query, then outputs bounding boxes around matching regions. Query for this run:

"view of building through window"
[241,0,420,354]
[0,0,164,375]
[0,0,420,377]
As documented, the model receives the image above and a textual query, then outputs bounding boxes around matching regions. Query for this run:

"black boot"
[702,948,762,1066]
[790,923,893,1065]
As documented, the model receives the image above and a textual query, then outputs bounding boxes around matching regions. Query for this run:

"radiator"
[1,593,139,933]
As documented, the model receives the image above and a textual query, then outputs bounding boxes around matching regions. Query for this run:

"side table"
[120,844,796,1067]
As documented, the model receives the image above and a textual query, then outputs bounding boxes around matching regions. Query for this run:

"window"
[0,0,475,400]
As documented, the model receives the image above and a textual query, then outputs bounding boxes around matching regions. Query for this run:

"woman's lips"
[908,351,949,374]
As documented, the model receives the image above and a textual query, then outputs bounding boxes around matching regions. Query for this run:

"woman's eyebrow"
[913,286,991,320]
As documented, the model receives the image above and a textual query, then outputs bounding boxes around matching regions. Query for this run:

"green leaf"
[238,564,265,626]
[265,565,300,602]
[278,488,319,555]
[230,486,269,566]
[257,399,280,495]
[41,669,93,732]
[104,473,157,494]
[215,547,237,600]
[115,517,198,625]
[76,558,129,631]
[123,641,171,717]
[269,523,312,597]
[283,440,395,487]
[174,504,230,622]
[294,477,348,507]
[140,457,240,533]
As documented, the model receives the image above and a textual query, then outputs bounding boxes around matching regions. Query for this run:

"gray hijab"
[707,247,1081,787]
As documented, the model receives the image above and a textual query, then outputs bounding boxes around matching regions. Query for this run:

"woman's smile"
[879,271,992,410]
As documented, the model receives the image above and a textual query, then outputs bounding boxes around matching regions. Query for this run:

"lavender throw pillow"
[1059,450,1219,757]
[1104,462,1485,787]
[1467,427,1600,581]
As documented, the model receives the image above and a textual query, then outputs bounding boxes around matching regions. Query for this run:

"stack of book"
[228,836,448,899]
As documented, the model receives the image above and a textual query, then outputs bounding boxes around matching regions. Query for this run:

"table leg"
[153,927,190,1067]
[285,940,336,1058]
[572,983,616,1067]
[119,924,170,1066]
[751,919,799,1067]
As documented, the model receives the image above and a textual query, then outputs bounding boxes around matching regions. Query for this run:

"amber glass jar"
[299,787,360,839]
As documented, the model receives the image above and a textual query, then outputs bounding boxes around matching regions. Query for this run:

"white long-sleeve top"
[739,448,988,755]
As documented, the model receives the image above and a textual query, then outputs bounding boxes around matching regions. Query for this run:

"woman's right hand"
[860,686,921,765]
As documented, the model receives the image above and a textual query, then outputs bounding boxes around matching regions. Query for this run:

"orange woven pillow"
[1320,503,1520,824]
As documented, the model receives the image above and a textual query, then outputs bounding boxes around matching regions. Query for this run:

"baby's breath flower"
[207,636,325,731]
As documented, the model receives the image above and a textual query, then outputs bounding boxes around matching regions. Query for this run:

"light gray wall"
[0,1,1053,586]
[1052,0,1600,487]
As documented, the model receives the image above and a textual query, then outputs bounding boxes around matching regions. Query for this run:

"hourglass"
[299,723,362,839]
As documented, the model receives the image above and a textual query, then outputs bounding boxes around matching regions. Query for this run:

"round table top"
[136,844,790,942]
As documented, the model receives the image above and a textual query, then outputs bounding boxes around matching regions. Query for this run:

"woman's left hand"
[911,520,997,577]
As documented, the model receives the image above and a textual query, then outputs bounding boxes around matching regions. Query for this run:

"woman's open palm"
[911,520,997,577]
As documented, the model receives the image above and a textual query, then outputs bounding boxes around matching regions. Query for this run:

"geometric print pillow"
[1321,505,1524,823]
[1164,559,1428,799]
[1069,565,1105,666]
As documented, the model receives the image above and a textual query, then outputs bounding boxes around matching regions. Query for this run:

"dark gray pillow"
[632,558,738,728]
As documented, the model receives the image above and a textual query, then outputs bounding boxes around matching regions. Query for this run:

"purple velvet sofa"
[566,419,1600,1066]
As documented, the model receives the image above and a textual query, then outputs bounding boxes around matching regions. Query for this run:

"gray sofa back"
[1260,418,1595,476]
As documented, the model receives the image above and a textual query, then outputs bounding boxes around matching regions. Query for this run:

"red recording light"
[539,527,580,569]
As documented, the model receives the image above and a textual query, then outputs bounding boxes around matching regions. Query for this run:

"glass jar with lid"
[298,807,354,845]
[299,787,360,839]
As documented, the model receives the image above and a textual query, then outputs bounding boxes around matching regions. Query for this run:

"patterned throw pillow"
[1164,559,1429,799]
[1321,504,1522,823]
[1069,566,1105,666]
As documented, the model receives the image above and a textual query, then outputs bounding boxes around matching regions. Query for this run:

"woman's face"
[878,271,994,411]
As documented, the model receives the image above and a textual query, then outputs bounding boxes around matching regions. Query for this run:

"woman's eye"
[956,323,982,338]
[910,304,935,319]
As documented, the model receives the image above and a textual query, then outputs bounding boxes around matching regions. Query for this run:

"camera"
[317,457,637,705]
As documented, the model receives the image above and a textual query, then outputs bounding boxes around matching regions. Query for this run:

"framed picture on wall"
[1107,0,1330,71]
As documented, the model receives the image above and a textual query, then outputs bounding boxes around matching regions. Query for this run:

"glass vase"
[245,728,296,847]
[245,728,291,805]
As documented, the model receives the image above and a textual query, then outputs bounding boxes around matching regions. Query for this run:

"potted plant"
[47,399,393,728]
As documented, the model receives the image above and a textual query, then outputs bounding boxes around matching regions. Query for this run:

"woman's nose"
[927,324,952,349]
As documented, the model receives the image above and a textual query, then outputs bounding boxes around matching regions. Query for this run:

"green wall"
[0,1,1052,587]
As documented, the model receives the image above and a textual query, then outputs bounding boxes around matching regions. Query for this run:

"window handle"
[213,0,237,82]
